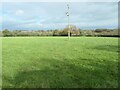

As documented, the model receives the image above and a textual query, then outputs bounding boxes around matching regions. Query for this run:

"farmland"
[2,37,118,88]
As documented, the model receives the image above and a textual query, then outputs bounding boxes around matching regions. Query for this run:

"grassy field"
[2,37,118,88]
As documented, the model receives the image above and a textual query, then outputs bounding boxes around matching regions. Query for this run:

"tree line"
[0,25,119,37]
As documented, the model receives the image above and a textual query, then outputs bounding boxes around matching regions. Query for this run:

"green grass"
[2,37,118,88]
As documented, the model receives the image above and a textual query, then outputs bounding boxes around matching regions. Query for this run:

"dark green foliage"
[2,29,12,37]
[53,29,60,36]
[2,28,119,37]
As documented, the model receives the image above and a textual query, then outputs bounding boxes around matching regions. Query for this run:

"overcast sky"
[1,2,118,30]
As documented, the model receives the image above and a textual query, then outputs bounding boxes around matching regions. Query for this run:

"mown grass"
[2,37,118,88]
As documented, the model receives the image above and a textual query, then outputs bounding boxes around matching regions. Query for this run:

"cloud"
[0,16,2,30]
[1,0,120,2]
[0,17,2,23]
[15,9,24,15]
[2,2,118,30]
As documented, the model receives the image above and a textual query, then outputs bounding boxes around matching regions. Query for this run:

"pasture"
[2,37,118,88]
